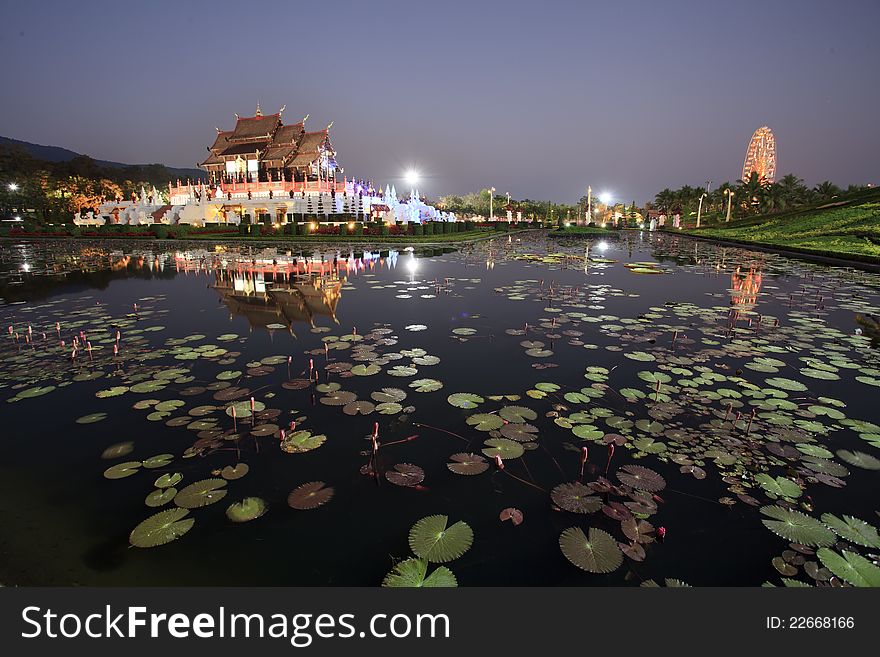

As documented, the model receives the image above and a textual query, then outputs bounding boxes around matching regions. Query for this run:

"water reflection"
[213,268,342,333]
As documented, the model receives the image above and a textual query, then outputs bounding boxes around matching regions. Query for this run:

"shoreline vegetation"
[680,187,880,264]
[0,221,542,245]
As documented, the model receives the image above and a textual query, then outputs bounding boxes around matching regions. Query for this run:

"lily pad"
[287,481,334,509]
[559,527,623,573]
[760,505,836,547]
[130,508,194,548]
[382,558,457,587]
[226,497,267,523]
[447,453,489,475]
[174,478,228,508]
[447,392,484,409]
[409,515,474,563]
[552,482,601,513]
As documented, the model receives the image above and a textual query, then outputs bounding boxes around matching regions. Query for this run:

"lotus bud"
[657,526,667,541]
[494,455,504,470]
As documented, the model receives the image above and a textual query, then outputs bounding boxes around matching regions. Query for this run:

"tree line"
[0,143,194,222]
[652,173,872,221]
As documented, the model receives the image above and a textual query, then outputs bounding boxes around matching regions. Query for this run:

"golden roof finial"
[255,101,262,117]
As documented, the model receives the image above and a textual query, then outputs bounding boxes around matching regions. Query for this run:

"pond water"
[1,232,879,587]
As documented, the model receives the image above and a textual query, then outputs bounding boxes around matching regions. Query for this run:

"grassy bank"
[682,189,880,263]
[547,225,616,238]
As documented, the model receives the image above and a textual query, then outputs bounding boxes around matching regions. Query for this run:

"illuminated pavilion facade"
[76,104,455,227]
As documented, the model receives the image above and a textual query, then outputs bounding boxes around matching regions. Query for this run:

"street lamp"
[696,192,708,228]
[489,187,496,222]
[404,169,419,187]
[8,183,18,192]
[724,189,735,223]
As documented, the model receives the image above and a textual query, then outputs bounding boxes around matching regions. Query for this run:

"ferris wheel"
[741,126,777,183]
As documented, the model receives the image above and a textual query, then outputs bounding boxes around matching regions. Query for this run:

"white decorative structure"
[77,104,454,228]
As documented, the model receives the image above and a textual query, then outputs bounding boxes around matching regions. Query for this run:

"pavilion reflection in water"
[212,266,343,334]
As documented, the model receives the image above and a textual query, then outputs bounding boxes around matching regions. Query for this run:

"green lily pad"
[481,438,524,460]
[820,514,880,548]
[154,472,182,488]
[559,527,623,573]
[817,548,880,587]
[280,430,327,454]
[382,558,457,588]
[760,505,835,546]
[130,508,194,548]
[447,392,484,409]
[409,378,443,392]
[409,515,474,563]
[226,497,267,523]
[103,461,142,480]
[466,413,504,431]
[174,478,228,508]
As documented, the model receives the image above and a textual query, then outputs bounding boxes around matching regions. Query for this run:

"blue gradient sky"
[1,0,877,202]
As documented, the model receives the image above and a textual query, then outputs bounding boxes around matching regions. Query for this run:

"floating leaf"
[174,478,228,508]
[382,558,457,587]
[280,430,327,453]
[481,437,524,460]
[351,364,381,376]
[447,392,484,409]
[221,463,249,480]
[409,515,473,563]
[447,453,489,475]
[498,405,537,423]
[130,508,194,548]
[616,464,666,492]
[817,548,880,587]
[385,463,425,487]
[409,378,443,393]
[226,497,267,523]
[559,527,623,573]
[835,450,880,471]
[820,514,880,548]
[103,461,141,480]
[287,481,334,509]
[145,488,176,508]
[371,387,407,403]
[755,473,802,499]
[760,505,835,546]
[552,482,601,513]
[466,413,504,431]
[154,472,182,488]
[500,508,524,525]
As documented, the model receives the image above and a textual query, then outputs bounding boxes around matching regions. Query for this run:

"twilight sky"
[1,0,878,203]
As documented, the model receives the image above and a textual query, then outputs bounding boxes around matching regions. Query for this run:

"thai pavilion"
[75,104,454,227]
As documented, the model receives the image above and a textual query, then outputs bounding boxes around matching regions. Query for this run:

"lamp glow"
[404,170,420,186]
[599,192,612,206]
[8,183,19,192]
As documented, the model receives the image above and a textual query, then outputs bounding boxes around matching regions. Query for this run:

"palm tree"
[654,189,674,217]
[813,181,841,201]
[737,172,770,213]
[777,174,807,209]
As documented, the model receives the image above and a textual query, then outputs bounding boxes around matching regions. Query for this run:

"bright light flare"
[404,169,420,186]
[599,192,612,206]
[406,255,418,274]
[8,183,19,192]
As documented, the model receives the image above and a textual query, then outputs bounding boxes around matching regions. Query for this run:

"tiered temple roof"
[200,105,334,176]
